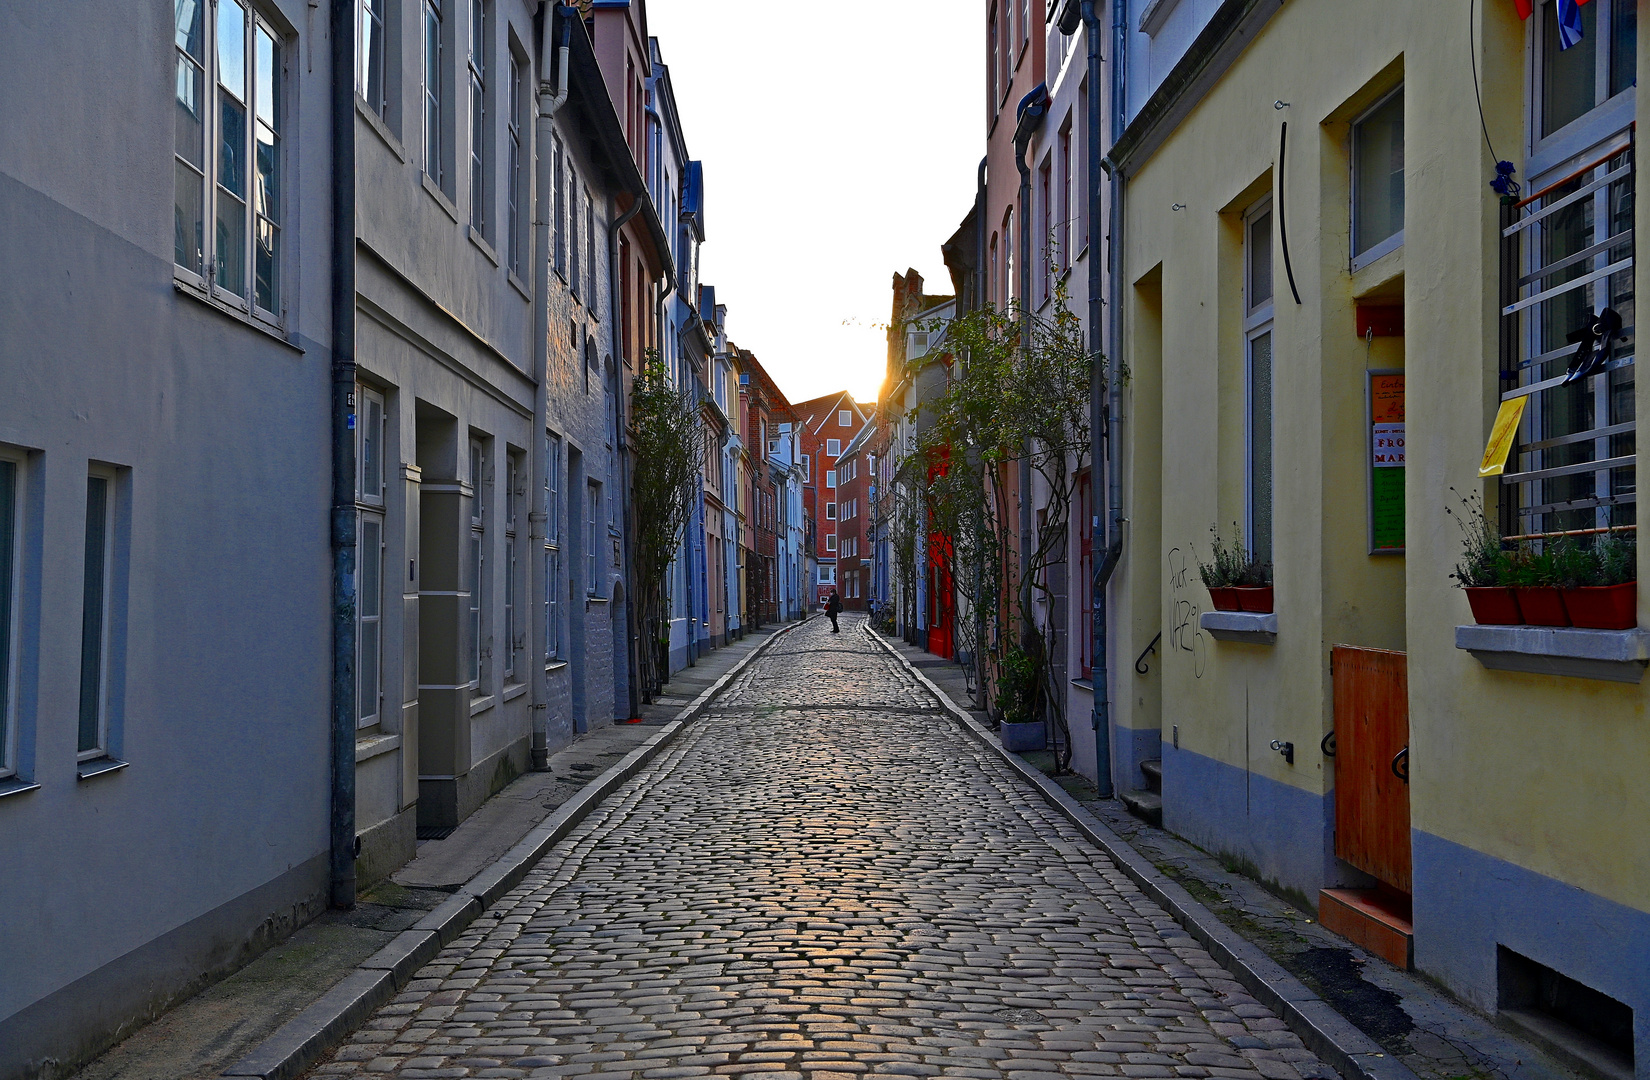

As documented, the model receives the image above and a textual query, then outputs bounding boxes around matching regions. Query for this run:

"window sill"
[1199,610,1278,645]
[77,757,129,781]
[502,682,528,702]
[545,659,569,672]
[355,732,401,763]
[174,281,302,353]
[0,777,41,800]
[469,693,496,717]
[1071,677,1094,691]
[1350,231,1403,279]
[508,270,532,302]
[586,595,609,607]
[356,95,407,162]
[468,225,499,267]
[1455,624,1650,684]
[421,172,459,223]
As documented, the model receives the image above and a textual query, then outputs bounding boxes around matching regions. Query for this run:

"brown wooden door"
[1331,646,1411,893]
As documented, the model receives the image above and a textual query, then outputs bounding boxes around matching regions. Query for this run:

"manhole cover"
[995,1008,1046,1024]
[569,762,597,772]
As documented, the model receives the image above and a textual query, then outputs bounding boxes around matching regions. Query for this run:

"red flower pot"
[1234,586,1274,613]
[1515,587,1570,627]
[1208,586,1241,611]
[1561,583,1637,630]
[1464,586,1522,626]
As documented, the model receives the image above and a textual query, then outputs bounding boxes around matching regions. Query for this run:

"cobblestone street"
[310,616,1340,1080]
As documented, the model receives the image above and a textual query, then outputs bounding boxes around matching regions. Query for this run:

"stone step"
[1119,789,1162,827]
[1140,758,1162,794]
[1318,887,1413,971]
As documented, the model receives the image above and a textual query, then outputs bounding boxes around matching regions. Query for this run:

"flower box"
[1208,586,1241,611]
[1515,587,1570,627]
[1235,586,1274,613]
[1465,586,1522,626]
[1561,583,1638,631]
[999,721,1045,753]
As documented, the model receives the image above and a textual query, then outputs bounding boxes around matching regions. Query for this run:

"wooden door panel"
[1331,646,1411,893]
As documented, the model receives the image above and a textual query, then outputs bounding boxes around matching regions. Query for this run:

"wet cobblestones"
[309,616,1340,1080]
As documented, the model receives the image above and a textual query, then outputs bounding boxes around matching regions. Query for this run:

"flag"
[1512,0,1592,20]
[1556,0,1585,48]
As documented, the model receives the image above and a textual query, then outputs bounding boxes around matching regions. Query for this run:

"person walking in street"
[826,590,843,633]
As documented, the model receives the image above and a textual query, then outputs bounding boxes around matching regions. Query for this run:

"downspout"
[329,0,358,909]
[607,196,644,715]
[528,4,571,770]
[1013,84,1049,655]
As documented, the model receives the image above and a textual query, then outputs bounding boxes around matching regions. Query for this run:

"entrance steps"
[1120,758,1163,826]
[1318,886,1413,970]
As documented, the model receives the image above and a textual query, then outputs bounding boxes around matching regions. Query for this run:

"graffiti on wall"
[1166,546,1207,679]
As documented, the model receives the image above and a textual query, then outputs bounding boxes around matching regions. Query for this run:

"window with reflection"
[174,0,284,319]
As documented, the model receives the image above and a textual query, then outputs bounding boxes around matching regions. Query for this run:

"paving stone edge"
[865,625,1421,1080]
[219,618,810,1080]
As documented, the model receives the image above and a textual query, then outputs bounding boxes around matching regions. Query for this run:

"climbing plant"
[899,278,1104,772]
[629,350,700,701]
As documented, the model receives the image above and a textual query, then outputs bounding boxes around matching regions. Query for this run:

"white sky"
[647,2,985,407]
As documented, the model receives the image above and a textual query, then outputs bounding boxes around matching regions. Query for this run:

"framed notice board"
[1367,371,1405,554]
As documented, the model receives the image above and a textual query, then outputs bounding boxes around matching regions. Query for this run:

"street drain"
[995,1008,1046,1024]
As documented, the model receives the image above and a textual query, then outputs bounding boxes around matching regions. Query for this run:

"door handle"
[1391,746,1409,784]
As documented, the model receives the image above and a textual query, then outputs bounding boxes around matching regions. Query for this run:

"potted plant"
[996,645,1046,753]
[1199,524,1272,612]
[1510,539,1571,627]
[1447,489,1521,625]
[1562,531,1638,630]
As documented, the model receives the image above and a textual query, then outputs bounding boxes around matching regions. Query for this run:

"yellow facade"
[1113,0,1650,1037]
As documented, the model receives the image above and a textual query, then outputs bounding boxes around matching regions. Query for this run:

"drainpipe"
[328,0,358,909]
[1058,0,1117,796]
[1013,84,1049,655]
[528,4,571,770]
[607,196,644,715]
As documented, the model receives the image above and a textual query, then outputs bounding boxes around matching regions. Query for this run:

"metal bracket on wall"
[1135,632,1161,675]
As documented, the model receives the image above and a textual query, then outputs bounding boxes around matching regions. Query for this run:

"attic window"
[838,410,851,427]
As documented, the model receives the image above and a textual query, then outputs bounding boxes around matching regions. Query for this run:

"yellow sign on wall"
[1479,397,1528,477]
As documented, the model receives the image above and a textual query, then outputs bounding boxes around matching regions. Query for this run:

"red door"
[1331,646,1411,894]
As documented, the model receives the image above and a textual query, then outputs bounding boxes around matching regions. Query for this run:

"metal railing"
[1499,134,1636,536]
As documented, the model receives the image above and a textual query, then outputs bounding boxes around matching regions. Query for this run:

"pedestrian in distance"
[826,590,843,633]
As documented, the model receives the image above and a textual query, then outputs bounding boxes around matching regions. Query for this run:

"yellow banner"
[1479,397,1528,477]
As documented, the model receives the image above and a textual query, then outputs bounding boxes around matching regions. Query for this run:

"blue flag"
[1556,0,1585,49]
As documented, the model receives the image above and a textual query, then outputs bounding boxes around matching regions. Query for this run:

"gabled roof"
[839,418,878,459]
[792,391,869,437]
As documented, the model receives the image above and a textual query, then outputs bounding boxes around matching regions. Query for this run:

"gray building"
[0,2,670,1076]
[0,0,336,1074]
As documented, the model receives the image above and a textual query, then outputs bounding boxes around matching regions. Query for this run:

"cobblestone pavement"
[310,615,1341,1080]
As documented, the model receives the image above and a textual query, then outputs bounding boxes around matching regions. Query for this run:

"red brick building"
[793,392,869,606]
[833,421,875,611]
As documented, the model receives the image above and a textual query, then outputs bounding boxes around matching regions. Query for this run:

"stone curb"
[865,626,1421,1080]
[219,618,809,1080]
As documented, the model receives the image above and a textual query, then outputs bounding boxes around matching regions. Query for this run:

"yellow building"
[1108,0,1646,1067]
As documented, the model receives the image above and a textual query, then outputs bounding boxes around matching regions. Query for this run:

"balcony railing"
[1499,135,1636,535]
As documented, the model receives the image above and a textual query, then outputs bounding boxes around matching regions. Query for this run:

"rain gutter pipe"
[1058,0,1117,796]
[328,0,359,909]
[608,195,644,718]
[528,4,571,769]
[1013,84,1049,656]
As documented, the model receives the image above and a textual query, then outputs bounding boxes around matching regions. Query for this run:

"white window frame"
[469,438,487,693]
[801,453,810,481]
[825,502,836,520]
[838,410,852,427]
[545,433,562,661]
[1349,84,1405,271]
[1527,0,1637,177]
[587,481,601,596]
[78,466,118,763]
[503,450,519,681]
[467,0,488,234]
[826,438,841,456]
[1244,198,1276,568]
[0,450,21,781]
[506,48,523,276]
[825,469,837,489]
[173,0,287,325]
[423,0,446,189]
[826,533,837,552]
[356,386,387,730]
[357,0,390,121]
